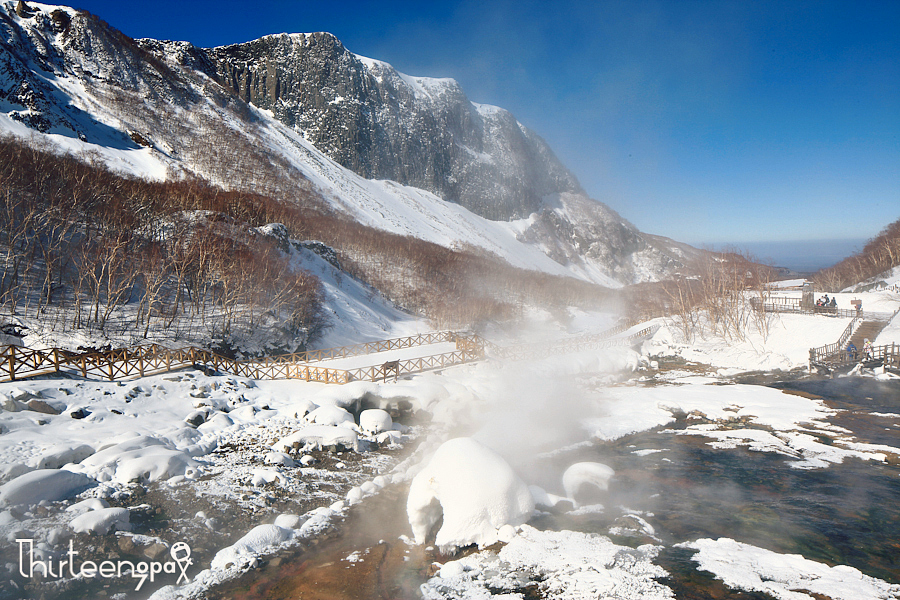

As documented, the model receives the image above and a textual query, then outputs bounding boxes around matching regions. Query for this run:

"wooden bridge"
[0,322,654,385]
[0,331,483,385]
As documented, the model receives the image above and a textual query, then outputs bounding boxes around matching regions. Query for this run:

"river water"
[208,374,900,599]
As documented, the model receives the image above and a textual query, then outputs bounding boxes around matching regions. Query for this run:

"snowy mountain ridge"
[0,1,699,288]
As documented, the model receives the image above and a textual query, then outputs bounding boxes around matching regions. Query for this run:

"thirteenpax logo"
[17,538,193,591]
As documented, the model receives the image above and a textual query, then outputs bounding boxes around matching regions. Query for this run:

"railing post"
[7,347,15,382]
[53,348,60,373]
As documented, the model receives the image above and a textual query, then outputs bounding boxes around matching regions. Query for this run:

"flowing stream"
[208,375,900,599]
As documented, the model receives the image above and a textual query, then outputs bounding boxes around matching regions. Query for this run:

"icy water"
[208,376,900,599]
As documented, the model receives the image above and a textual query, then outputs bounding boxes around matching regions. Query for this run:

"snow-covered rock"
[304,405,355,427]
[273,514,306,529]
[210,524,294,570]
[273,425,359,452]
[197,411,235,434]
[69,507,130,535]
[264,452,296,467]
[31,443,95,470]
[679,537,900,600]
[65,498,110,514]
[562,462,615,507]
[359,409,392,434]
[407,437,534,550]
[529,485,569,509]
[0,469,94,507]
[421,524,672,600]
[69,436,200,484]
[250,469,286,487]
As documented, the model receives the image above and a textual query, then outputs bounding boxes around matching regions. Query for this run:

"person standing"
[863,338,874,360]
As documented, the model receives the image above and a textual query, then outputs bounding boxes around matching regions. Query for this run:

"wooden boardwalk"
[0,321,653,385]
[0,331,482,385]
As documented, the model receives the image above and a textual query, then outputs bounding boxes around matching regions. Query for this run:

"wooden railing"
[869,343,900,371]
[0,333,472,383]
[808,304,900,370]
[809,316,861,367]
[0,322,654,385]
[812,342,900,372]
[343,347,484,382]
[752,297,895,321]
[286,331,457,363]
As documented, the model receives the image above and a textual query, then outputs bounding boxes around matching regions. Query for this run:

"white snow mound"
[304,405,355,427]
[210,524,295,570]
[562,462,615,507]
[359,409,392,434]
[69,507,131,535]
[407,437,534,550]
[0,469,94,507]
[69,436,200,483]
[273,425,359,452]
[679,537,900,600]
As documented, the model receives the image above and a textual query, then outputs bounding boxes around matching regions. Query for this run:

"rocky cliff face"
[1,2,701,286]
[187,32,580,220]
[172,31,699,281]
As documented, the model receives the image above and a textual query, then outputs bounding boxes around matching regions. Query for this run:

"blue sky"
[69,0,899,246]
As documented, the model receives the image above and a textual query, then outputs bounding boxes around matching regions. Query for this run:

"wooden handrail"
[0,323,657,385]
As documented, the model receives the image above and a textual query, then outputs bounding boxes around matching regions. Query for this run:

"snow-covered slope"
[0,2,698,288]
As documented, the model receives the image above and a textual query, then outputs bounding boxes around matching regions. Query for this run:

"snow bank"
[31,443,95,469]
[679,537,900,600]
[273,425,359,452]
[407,437,534,550]
[0,469,94,507]
[595,383,897,469]
[421,524,672,600]
[70,435,200,483]
[646,313,854,372]
[874,310,900,346]
[69,507,131,535]
[210,524,295,570]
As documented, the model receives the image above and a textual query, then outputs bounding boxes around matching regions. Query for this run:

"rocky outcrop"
[179,33,698,276]
[191,33,581,220]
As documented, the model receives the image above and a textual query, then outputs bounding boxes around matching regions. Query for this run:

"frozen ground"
[645,288,900,375]
[1,295,899,599]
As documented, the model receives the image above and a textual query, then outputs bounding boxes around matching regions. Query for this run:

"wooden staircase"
[848,320,889,352]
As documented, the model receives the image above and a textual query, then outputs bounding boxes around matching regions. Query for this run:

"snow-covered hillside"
[0,2,698,289]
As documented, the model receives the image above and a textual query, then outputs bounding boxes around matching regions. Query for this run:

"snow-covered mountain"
[0,2,700,288]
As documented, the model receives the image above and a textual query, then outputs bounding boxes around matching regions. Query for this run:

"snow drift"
[407,437,534,550]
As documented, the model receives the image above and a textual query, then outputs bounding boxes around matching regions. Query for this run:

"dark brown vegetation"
[0,136,613,351]
[814,217,900,292]
[622,250,778,341]
[0,135,325,350]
